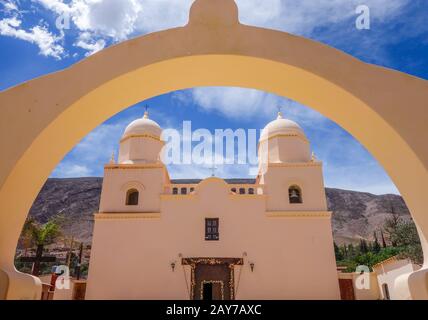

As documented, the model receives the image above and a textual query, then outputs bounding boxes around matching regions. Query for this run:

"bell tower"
[98,110,169,213]
[258,112,328,212]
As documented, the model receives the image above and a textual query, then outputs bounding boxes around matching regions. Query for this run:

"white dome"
[118,112,163,164]
[259,112,311,163]
[260,112,306,140]
[122,112,162,138]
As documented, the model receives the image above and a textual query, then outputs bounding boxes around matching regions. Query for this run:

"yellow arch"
[1,0,427,299]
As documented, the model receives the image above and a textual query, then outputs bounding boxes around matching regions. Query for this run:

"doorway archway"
[0,0,427,299]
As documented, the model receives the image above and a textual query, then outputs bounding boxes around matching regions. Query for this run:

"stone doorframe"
[0,0,427,299]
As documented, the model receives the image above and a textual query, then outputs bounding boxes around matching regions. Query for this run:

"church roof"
[171,178,256,184]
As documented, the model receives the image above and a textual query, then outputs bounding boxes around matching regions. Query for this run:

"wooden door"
[339,279,355,300]
[194,264,229,300]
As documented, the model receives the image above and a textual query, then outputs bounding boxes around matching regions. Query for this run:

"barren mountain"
[25,178,411,245]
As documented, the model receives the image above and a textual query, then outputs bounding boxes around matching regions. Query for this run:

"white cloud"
[175,86,326,126]
[2,0,411,57]
[1,0,18,12]
[36,0,193,40]
[189,87,279,121]
[236,0,409,35]
[74,31,105,55]
[0,16,64,59]
[51,163,92,177]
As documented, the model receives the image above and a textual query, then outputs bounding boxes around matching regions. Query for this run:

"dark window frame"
[205,218,219,241]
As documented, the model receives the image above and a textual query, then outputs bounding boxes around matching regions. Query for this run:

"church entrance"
[182,258,243,300]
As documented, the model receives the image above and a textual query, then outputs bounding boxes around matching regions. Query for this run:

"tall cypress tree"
[373,231,381,253]
[334,242,343,261]
[380,230,387,248]
[359,239,369,254]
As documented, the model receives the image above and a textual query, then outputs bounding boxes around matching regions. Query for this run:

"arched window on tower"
[288,186,302,204]
[126,189,139,206]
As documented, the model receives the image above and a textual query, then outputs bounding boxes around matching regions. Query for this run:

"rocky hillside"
[25,178,411,245]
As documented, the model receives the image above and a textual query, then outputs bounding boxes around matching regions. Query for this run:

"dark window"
[288,186,302,204]
[202,282,213,300]
[172,188,178,195]
[181,187,187,195]
[205,218,219,241]
[231,188,237,193]
[382,284,390,300]
[239,188,246,194]
[126,189,139,205]
[248,188,255,195]
[190,187,195,193]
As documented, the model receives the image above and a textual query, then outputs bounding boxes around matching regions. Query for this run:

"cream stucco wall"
[118,137,163,164]
[86,177,339,300]
[374,259,420,300]
[99,164,168,213]
[1,0,427,299]
[261,163,327,212]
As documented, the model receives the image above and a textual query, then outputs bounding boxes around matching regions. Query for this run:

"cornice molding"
[267,161,322,168]
[94,212,161,220]
[266,211,332,218]
[259,133,309,144]
[104,163,165,170]
[120,134,164,144]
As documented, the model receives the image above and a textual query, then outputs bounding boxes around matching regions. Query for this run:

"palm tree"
[21,218,62,275]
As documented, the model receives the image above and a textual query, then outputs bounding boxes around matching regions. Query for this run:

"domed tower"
[98,110,169,213]
[118,111,163,164]
[258,111,328,212]
[260,111,311,163]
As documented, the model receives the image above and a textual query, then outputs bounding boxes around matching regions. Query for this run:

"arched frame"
[0,0,427,299]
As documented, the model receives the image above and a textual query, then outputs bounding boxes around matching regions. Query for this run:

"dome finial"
[277,106,284,119]
[143,105,149,119]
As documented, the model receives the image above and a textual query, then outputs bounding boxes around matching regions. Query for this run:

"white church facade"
[86,111,340,300]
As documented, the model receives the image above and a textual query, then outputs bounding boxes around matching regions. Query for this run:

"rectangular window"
[205,218,219,241]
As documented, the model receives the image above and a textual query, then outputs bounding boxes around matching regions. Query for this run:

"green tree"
[389,220,423,264]
[24,218,62,247]
[334,242,343,261]
[372,231,381,253]
[20,217,62,274]
[359,239,369,254]
[347,243,355,259]
[380,230,387,248]
[384,213,401,247]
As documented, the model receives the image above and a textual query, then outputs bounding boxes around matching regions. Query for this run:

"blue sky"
[1,0,428,195]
